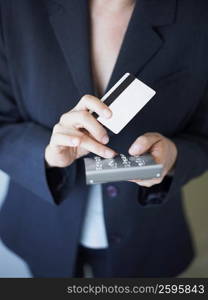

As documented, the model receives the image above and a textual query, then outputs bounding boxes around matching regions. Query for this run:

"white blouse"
[80,184,109,249]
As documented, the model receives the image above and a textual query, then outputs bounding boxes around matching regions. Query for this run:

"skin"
[45,0,178,187]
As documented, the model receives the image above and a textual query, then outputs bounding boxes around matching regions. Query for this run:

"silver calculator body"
[84,154,163,185]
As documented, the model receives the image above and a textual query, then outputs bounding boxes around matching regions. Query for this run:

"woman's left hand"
[128,132,178,187]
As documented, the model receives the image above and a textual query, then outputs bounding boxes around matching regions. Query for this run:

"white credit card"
[97,73,156,134]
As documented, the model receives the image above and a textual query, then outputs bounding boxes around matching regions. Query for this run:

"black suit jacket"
[0,0,208,277]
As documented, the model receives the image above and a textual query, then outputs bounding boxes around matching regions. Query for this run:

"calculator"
[84,154,163,185]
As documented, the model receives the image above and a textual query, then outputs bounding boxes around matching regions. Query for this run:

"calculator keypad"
[94,154,148,171]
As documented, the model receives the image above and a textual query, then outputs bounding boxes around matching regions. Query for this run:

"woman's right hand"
[45,94,116,168]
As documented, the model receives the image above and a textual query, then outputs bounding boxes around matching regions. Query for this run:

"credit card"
[97,73,156,134]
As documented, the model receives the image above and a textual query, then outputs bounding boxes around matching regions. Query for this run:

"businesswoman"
[0,0,208,277]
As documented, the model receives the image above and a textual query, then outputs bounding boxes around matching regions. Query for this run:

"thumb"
[129,133,162,155]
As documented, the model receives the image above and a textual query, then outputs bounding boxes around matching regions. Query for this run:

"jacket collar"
[45,0,177,100]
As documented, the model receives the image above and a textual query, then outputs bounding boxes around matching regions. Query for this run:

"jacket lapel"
[105,0,177,93]
[46,0,176,98]
[46,0,94,97]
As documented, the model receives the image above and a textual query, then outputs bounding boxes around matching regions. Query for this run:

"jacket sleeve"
[138,83,208,207]
[0,9,76,205]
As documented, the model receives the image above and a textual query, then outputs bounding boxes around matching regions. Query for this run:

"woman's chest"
[90,9,134,96]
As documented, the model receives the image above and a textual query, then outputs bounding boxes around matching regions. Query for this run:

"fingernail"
[105,150,115,158]
[71,138,79,146]
[102,135,109,144]
[129,144,141,155]
[103,109,112,119]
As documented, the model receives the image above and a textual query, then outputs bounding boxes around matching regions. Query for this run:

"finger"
[50,132,81,147]
[79,134,116,158]
[50,129,116,159]
[129,177,163,187]
[53,123,74,134]
[150,145,166,166]
[60,111,109,144]
[75,94,112,119]
[129,132,163,155]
